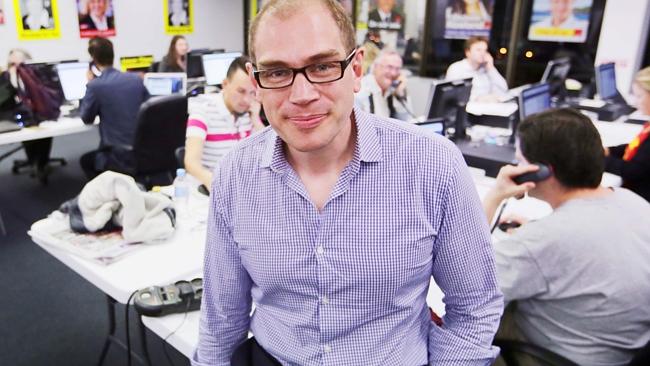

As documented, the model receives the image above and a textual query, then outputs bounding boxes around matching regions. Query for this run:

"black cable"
[125,290,138,366]
[490,200,509,234]
[162,298,193,366]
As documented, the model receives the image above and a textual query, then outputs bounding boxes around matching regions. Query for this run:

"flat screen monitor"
[55,62,90,101]
[202,52,242,86]
[527,0,593,43]
[595,63,618,100]
[415,119,445,135]
[541,57,570,97]
[424,78,472,139]
[120,55,154,73]
[187,49,225,78]
[143,73,187,96]
[519,83,551,120]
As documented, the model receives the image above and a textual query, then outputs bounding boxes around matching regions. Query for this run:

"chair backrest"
[175,146,185,168]
[132,94,187,176]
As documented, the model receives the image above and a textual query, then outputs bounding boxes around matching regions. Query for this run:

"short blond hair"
[635,66,650,92]
[248,0,355,63]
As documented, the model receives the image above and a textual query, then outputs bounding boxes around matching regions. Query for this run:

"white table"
[0,117,96,146]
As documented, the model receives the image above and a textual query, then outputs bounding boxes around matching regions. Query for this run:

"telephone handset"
[90,62,102,78]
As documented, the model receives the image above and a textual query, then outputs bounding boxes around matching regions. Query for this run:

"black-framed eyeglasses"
[252,49,357,89]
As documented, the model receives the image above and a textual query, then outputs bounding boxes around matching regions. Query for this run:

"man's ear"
[352,48,365,93]
[246,62,259,90]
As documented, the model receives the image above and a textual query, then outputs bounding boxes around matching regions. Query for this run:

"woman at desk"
[158,36,189,73]
[605,66,650,202]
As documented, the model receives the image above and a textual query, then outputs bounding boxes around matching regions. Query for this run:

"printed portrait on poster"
[528,0,592,43]
[366,0,405,50]
[444,0,494,39]
[0,1,5,25]
[13,0,60,40]
[77,0,116,38]
[164,0,193,35]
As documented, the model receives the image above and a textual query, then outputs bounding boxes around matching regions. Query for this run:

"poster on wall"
[13,0,60,40]
[444,0,494,39]
[0,0,5,25]
[366,0,405,50]
[528,0,592,43]
[77,0,116,38]
[164,0,193,35]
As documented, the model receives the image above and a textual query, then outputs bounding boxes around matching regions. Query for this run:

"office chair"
[493,339,578,366]
[175,146,185,168]
[12,138,67,184]
[629,339,650,366]
[127,94,188,189]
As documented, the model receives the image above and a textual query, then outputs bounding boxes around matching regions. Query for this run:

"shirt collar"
[260,107,383,172]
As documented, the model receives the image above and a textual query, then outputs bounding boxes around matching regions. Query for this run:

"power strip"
[134,278,202,317]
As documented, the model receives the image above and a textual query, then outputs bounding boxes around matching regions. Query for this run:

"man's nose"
[289,73,319,105]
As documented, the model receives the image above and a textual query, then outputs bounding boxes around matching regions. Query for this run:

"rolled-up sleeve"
[428,148,504,365]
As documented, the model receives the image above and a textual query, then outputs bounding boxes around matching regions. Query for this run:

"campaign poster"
[77,0,116,38]
[444,0,494,39]
[366,0,405,50]
[528,0,592,43]
[13,0,61,40]
[0,1,5,25]
[164,0,193,35]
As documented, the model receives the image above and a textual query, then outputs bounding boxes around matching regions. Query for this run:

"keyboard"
[0,121,21,134]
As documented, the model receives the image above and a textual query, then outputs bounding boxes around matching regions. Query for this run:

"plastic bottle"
[173,168,189,218]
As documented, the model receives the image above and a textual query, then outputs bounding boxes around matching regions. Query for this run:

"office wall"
[0,0,244,68]
[595,0,650,94]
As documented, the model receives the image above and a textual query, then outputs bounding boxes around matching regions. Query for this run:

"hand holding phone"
[512,164,552,184]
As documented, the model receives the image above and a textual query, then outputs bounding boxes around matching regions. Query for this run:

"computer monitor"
[187,49,225,78]
[596,63,618,100]
[120,55,154,73]
[143,73,187,96]
[55,62,90,101]
[202,52,242,86]
[540,57,570,99]
[518,83,551,121]
[415,119,445,135]
[424,77,473,139]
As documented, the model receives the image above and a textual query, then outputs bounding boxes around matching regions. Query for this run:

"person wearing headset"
[484,108,650,366]
[604,66,650,203]
[355,48,413,121]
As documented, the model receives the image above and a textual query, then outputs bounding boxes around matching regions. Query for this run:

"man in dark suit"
[78,0,114,31]
[367,0,403,32]
[80,37,149,179]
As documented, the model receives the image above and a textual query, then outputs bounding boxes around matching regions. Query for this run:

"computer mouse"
[197,184,209,196]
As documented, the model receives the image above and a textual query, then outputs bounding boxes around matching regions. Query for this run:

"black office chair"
[175,146,185,168]
[127,94,188,189]
[629,339,650,366]
[493,339,578,366]
[12,138,66,184]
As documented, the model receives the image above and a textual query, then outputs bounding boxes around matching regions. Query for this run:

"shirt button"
[321,296,330,305]
[316,246,324,255]
[323,344,332,353]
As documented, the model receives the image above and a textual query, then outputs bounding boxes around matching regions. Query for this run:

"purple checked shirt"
[193,109,503,366]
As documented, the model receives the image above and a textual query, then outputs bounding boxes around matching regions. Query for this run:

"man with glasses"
[193,1,502,365]
[356,48,413,121]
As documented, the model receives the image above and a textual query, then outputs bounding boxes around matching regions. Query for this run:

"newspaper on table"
[29,211,145,265]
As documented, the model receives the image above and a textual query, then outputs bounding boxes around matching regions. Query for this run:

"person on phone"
[483,108,650,366]
[445,36,507,102]
[79,37,149,179]
[184,55,264,190]
[355,48,413,121]
[604,66,650,203]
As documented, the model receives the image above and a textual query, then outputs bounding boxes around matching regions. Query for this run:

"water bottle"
[173,168,189,219]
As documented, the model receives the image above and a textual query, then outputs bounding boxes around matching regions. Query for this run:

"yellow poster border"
[13,0,61,40]
[164,0,194,35]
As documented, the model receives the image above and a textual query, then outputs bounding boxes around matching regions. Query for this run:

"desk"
[0,117,95,146]
[456,114,643,176]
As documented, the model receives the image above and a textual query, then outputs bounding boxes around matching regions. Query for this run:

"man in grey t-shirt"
[483,108,650,365]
